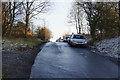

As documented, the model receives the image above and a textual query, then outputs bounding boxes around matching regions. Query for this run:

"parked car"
[67,35,71,44]
[69,34,87,47]
[59,39,63,42]
[63,36,70,42]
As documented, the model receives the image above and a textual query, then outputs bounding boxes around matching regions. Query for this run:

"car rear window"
[66,36,70,39]
[73,35,85,39]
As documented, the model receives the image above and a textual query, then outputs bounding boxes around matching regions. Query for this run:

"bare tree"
[22,0,51,38]
[82,2,119,40]
[68,2,86,34]
[2,2,9,36]
[2,0,51,38]
[69,1,119,40]
[2,1,23,36]
[8,1,21,36]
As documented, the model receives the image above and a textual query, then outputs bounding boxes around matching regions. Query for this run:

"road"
[30,42,119,78]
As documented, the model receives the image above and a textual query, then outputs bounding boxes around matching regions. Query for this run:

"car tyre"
[70,42,73,47]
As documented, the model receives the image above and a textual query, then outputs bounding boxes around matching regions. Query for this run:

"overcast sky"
[33,0,77,41]
[32,0,119,41]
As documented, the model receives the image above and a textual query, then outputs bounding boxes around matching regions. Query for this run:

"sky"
[32,0,99,42]
[32,0,119,42]
[33,0,76,41]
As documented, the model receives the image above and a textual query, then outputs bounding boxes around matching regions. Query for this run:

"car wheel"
[68,41,70,44]
[70,42,73,47]
[84,44,88,48]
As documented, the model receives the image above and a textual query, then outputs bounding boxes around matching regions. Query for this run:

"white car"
[69,34,87,47]
[59,39,63,42]
[63,36,70,42]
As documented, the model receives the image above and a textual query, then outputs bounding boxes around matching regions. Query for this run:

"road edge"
[88,46,119,66]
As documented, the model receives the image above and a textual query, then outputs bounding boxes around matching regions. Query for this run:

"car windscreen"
[73,35,85,39]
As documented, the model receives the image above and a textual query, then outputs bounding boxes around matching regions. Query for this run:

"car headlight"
[83,41,87,44]
[70,40,76,43]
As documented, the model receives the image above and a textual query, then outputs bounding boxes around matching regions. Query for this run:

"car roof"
[66,36,70,37]
[72,34,84,36]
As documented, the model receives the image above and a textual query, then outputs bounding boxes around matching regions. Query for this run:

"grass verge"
[3,37,44,51]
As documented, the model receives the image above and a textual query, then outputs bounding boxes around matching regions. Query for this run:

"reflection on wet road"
[30,42,119,78]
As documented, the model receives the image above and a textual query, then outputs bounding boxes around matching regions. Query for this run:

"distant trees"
[36,27,52,41]
[68,2,88,34]
[68,1,119,40]
[2,0,51,39]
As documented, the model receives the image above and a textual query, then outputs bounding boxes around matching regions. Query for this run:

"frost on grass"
[2,40,28,51]
[94,36,120,58]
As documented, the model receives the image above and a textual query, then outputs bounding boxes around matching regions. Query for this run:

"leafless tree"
[22,0,51,38]
[83,2,119,39]
[68,2,86,34]
[2,1,23,36]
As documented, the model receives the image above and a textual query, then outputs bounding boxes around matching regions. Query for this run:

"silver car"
[69,34,87,47]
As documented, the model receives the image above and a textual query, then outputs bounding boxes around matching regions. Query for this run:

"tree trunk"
[89,22,96,40]
[25,14,29,38]
[75,15,78,34]
[2,3,10,36]
[9,2,16,36]
[77,7,81,34]
[24,2,29,38]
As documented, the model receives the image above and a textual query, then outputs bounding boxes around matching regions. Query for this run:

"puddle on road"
[45,46,50,47]
[79,53,87,58]
[64,45,69,47]
[80,53,84,55]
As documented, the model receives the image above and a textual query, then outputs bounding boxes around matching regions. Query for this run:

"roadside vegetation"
[3,37,44,51]
[2,0,52,51]
[66,1,119,61]
[68,2,119,41]
[2,0,52,78]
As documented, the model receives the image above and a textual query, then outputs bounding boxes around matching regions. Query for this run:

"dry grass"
[3,37,44,50]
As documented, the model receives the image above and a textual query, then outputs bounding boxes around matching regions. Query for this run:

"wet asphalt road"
[30,42,119,78]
